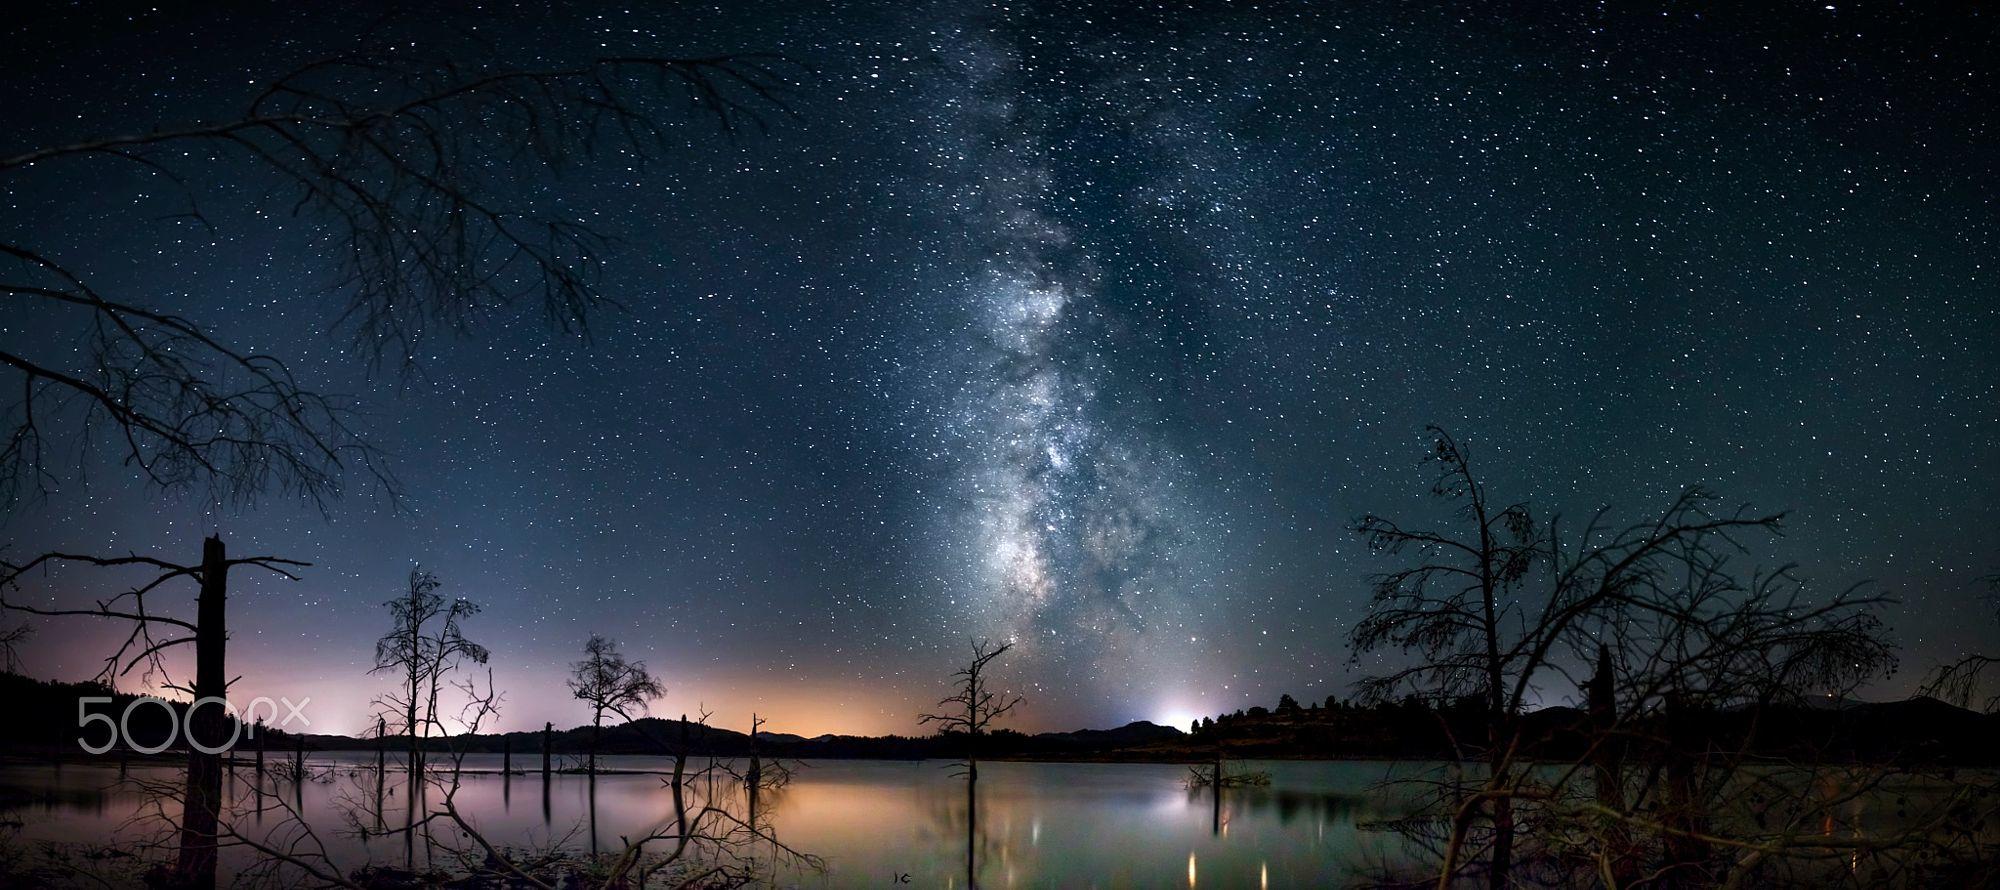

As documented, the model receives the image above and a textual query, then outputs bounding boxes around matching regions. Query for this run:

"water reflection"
[0,755,1429,886]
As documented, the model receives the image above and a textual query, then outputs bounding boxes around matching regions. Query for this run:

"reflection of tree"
[920,640,1023,888]
[1190,786,1361,827]
[918,779,1006,888]
[115,671,822,887]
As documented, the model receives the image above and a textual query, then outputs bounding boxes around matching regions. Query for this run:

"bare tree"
[369,567,487,792]
[920,640,1023,780]
[920,639,1022,890]
[1920,574,2000,714]
[0,620,27,672]
[1350,427,1897,889]
[1350,427,1541,889]
[1,24,790,511]
[567,634,663,775]
[116,656,822,889]
[0,537,305,888]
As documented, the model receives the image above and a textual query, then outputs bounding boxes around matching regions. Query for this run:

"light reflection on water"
[0,755,1435,887]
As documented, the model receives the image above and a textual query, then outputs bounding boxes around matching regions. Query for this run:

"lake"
[0,753,1441,887]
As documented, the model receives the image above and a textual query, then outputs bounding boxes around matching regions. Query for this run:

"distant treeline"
[5,672,1993,766]
[0,673,318,755]
[1185,692,2000,766]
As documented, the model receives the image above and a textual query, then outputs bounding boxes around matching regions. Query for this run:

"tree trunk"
[1589,645,1635,884]
[406,691,420,787]
[747,712,762,793]
[174,535,228,889]
[1489,781,1514,890]
[294,735,305,807]
[1663,693,1712,871]
[1588,646,1623,809]
[672,714,688,834]
[1488,704,1513,890]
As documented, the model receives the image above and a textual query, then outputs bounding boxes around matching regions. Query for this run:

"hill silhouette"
[3,673,1992,765]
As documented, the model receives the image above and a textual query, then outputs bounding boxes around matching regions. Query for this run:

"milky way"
[926,24,1217,705]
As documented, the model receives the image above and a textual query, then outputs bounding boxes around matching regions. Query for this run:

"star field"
[2,1,1996,735]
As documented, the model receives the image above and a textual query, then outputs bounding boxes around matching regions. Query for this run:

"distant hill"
[0,673,1189,763]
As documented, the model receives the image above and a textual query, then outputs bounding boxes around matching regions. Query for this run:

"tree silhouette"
[0,28,789,511]
[369,567,488,789]
[566,634,662,775]
[1350,426,1894,888]
[1921,574,2000,713]
[920,640,1023,777]
[0,539,305,887]
[920,640,1022,889]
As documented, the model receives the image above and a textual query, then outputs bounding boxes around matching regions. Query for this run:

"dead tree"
[920,640,1022,889]
[0,536,305,888]
[0,620,28,671]
[1921,574,2000,714]
[1348,427,1894,889]
[1349,427,1542,889]
[920,640,1024,782]
[566,634,662,775]
[369,568,487,792]
[1,22,791,512]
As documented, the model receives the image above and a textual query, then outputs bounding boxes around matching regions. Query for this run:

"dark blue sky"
[3,1,1996,735]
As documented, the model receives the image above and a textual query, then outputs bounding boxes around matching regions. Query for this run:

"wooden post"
[255,724,265,775]
[175,535,228,889]
[503,735,512,774]
[541,722,552,779]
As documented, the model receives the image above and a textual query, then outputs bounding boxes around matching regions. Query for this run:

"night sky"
[3,1,1996,737]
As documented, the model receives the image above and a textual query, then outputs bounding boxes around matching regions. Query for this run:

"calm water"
[0,754,1440,887]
